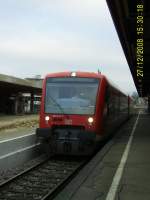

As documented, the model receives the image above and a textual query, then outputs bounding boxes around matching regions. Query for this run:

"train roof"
[45,71,103,79]
[106,78,128,97]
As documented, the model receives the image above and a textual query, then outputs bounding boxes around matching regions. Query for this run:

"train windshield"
[45,77,100,115]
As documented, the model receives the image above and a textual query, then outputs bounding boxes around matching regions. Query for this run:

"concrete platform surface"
[117,113,150,200]
[54,113,150,200]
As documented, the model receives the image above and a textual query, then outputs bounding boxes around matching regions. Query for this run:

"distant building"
[25,77,43,88]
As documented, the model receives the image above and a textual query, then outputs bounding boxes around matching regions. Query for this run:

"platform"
[0,114,39,141]
[54,112,150,200]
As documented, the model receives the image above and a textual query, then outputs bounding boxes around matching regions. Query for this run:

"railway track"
[0,156,86,200]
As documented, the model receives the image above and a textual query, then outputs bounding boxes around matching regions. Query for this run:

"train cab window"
[45,77,100,115]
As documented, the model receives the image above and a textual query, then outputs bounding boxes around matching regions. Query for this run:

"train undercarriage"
[36,126,98,155]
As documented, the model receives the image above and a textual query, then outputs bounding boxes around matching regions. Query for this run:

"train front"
[36,72,100,155]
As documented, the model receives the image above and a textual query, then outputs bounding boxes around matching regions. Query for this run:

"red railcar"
[36,71,129,155]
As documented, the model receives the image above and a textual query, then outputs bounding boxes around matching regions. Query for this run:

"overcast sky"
[0,0,136,94]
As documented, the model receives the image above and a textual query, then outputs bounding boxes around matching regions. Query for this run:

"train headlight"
[88,117,94,123]
[45,116,50,121]
[71,72,76,77]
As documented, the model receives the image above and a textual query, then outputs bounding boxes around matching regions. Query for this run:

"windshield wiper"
[48,95,64,114]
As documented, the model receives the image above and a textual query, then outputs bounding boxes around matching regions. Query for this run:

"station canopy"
[106,0,150,97]
[0,74,42,95]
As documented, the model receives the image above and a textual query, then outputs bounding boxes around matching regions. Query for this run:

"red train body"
[36,71,129,155]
